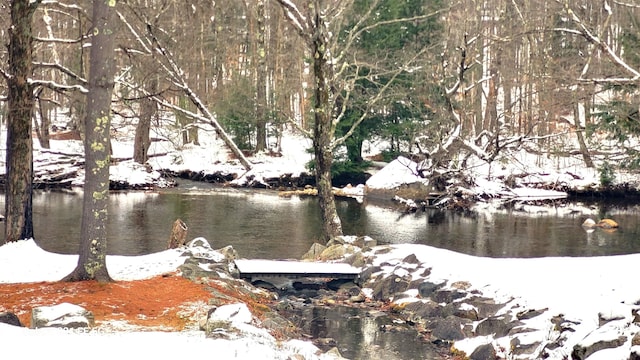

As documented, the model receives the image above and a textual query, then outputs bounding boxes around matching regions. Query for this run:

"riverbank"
[3,232,640,360]
[13,118,640,211]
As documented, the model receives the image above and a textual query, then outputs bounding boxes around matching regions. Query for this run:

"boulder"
[201,303,253,338]
[402,299,450,324]
[31,303,94,329]
[301,243,327,260]
[428,315,470,341]
[318,244,359,261]
[469,343,498,360]
[342,251,366,268]
[431,289,466,303]
[416,281,444,298]
[571,335,627,360]
[216,245,238,262]
[474,315,520,337]
[370,274,410,301]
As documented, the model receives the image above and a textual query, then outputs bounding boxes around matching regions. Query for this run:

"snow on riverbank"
[364,244,640,359]
[0,240,338,360]
[2,234,640,359]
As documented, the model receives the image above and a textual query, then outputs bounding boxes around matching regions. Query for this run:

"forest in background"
[1,0,640,244]
[0,0,638,173]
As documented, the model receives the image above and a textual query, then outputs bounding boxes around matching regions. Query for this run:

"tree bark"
[3,0,39,244]
[133,78,156,164]
[311,18,343,241]
[254,0,268,152]
[63,0,117,282]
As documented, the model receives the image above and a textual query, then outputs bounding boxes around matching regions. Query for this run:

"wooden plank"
[234,259,360,280]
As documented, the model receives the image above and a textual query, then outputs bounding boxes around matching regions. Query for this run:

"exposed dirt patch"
[0,273,214,330]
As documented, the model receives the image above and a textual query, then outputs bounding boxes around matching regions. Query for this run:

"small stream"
[285,304,445,359]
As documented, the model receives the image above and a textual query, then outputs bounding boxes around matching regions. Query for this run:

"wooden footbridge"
[233,259,361,282]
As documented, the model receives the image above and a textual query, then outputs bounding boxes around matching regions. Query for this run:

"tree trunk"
[133,79,156,164]
[574,102,594,168]
[63,0,117,282]
[36,95,51,149]
[254,0,268,152]
[312,23,343,242]
[3,0,38,244]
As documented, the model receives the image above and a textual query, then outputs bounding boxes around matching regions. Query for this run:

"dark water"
[286,305,444,360]
[4,184,640,258]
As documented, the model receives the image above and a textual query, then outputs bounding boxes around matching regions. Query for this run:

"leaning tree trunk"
[63,0,117,282]
[312,24,343,242]
[4,0,38,244]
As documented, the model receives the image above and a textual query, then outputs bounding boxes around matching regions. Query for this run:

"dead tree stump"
[167,219,188,249]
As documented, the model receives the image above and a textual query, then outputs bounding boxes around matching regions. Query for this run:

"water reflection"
[290,305,442,360]
[3,186,640,258]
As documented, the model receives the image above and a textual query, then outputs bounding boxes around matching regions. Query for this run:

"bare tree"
[63,0,118,282]
[2,0,42,244]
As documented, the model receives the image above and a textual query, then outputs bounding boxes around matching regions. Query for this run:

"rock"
[454,304,479,321]
[416,281,444,298]
[633,332,640,346]
[201,303,253,338]
[31,303,94,329]
[358,265,382,283]
[324,347,345,359]
[0,312,23,327]
[510,336,541,356]
[314,337,338,351]
[370,274,410,301]
[571,335,627,360]
[179,260,221,280]
[327,235,376,249]
[301,243,327,260]
[517,308,547,320]
[319,244,359,261]
[474,315,520,338]
[401,253,419,264]
[431,289,466,303]
[342,251,366,268]
[429,315,469,341]
[216,245,238,262]
[469,343,498,360]
[465,297,508,319]
[402,300,450,324]
[182,237,225,262]
[582,218,619,229]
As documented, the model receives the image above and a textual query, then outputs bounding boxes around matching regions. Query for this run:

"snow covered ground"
[0,240,338,360]
[2,113,639,358]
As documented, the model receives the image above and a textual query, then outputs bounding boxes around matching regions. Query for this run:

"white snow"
[1,108,638,359]
[0,240,337,360]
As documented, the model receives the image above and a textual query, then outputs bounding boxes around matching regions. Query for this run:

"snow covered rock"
[31,303,94,329]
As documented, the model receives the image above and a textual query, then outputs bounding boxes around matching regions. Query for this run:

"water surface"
[3,184,640,258]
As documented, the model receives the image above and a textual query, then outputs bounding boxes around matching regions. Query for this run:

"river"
[8,183,640,259]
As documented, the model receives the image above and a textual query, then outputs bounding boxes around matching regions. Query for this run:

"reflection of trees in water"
[293,305,435,360]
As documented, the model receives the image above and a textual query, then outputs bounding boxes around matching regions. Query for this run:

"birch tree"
[63,0,118,282]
